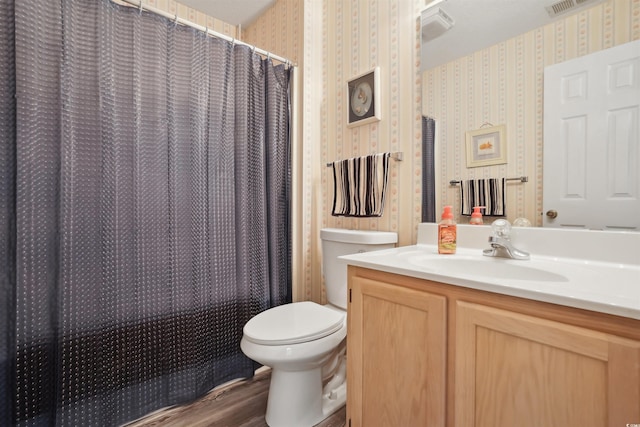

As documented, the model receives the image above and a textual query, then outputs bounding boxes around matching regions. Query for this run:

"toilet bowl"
[241,301,347,427]
[240,228,397,427]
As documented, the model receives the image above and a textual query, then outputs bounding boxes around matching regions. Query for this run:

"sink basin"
[340,234,640,319]
[407,255,569,282]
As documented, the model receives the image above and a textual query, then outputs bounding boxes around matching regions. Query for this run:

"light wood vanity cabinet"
[346,266,640,427]
[456,301,640,427]
[346,272,447,427]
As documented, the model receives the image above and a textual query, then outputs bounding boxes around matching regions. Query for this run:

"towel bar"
[326,152,403,167]
[449,176,528,186]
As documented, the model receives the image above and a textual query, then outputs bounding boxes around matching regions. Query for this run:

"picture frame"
[347,67,381,127]
[465,124,507,168]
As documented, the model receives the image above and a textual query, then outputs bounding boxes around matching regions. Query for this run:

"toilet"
[240,228,397,427]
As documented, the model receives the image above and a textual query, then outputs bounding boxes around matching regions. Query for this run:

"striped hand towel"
[332,153,390,217]
[460,178,505,216]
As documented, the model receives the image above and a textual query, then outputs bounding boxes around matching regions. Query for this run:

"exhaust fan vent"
[545,0,600,17]
[421,7,455,42]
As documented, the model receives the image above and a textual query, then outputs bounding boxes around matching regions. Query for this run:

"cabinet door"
[456,301,640,427]
[347,276,446,427]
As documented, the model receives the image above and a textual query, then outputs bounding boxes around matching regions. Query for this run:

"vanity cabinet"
[346,266,640,427]
[456,301,640,427]
[346,274,447,427]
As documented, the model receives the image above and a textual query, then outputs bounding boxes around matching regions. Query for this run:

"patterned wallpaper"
[319,0,423,248]
[423,0,640,226]
[242,0,303,66]
[245,0,423,303]
[319,0,424,302]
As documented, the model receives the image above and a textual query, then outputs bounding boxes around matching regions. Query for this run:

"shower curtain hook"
[252,45,256,55]
[174,14,179,26]
[267,52,271,62]
[138,0,143,14]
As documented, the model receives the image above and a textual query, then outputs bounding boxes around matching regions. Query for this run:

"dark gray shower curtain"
[0,0,16,424]
[1,0,291,425]
[422,116,436,222]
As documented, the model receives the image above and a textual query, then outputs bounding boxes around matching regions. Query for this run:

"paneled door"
[543,39,640,230]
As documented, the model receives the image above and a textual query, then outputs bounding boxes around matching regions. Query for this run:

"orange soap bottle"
[438,205,457,254]
[470,206,484,225]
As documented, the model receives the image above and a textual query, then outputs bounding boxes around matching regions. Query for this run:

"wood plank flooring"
[127,369,346,427]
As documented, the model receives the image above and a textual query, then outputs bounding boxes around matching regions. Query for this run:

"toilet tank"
[320,228,397,310]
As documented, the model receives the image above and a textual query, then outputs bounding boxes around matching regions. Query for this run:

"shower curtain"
[422,116,436,222]
[0,0,292,425]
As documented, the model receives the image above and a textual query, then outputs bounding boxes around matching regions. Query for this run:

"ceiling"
[421,0,606,70]
[179,0,276,27]
[177,0,607,68]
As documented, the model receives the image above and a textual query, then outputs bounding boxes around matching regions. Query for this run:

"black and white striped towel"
[332,153,390,217]
[460,178,505,216]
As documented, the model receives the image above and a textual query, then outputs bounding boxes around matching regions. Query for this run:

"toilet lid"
[243,301,345,346]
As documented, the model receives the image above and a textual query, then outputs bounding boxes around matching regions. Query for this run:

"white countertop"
[340,224,640,320]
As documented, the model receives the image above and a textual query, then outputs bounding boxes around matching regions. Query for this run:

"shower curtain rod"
[116,0,295,67]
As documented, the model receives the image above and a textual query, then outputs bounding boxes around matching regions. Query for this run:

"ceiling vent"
[545,0,600,17]
[421,7,455,42]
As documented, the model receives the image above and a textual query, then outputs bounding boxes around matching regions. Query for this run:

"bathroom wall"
[245,0,423,303]
[319,0,423,247]
[242,0,303,66]
[318,0,425,303]
[423,0,640,226]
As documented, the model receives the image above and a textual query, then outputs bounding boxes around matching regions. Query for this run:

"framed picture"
[465,125,507,168]
[347,67,381,127]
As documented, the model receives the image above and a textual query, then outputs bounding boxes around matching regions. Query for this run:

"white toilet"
[240,228,397,427]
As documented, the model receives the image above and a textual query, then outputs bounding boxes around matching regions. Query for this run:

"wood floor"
[127,369,347,427]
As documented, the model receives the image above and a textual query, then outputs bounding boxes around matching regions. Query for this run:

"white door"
[543,39,640,230]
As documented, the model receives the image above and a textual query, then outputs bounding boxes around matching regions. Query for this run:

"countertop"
[340,225,640,320]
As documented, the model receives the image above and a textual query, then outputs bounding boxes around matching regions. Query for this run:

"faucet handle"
[491,219,512,239]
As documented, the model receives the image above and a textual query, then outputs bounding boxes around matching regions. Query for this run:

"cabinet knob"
[546,210,558,219]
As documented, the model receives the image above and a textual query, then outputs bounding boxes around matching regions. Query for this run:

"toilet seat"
[243,301,345,346]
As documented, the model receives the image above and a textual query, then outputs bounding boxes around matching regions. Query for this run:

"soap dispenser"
[470,206,484,225]
[438,206,457,254]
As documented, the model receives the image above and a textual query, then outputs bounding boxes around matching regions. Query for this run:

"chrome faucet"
[483,219,530,260]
